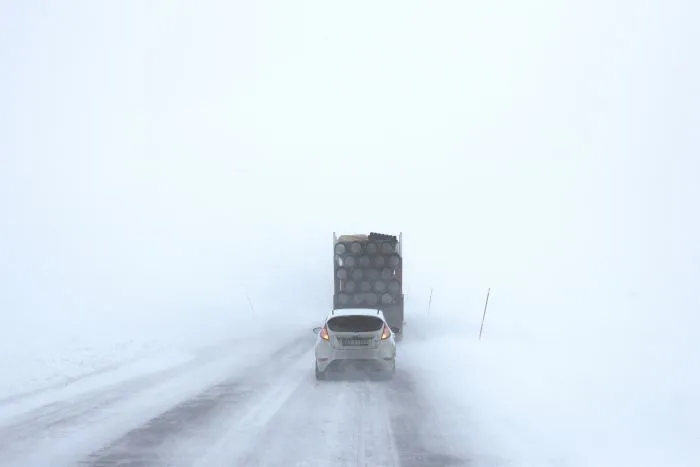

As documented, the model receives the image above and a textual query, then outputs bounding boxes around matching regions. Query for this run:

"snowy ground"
[402,310,700,467]
[0,305,321,401]
[0,308,456,467]
[0,305,697,467]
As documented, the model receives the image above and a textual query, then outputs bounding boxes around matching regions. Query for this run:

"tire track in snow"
[83,364,468,467]
[202,364,460,466]
[0,359,207,456]
[356,377,402,467]
[65,337,470,467]
[0,334,312,467]
[387,370,469,467]
[212,370,401,467]
[80,336,312,467]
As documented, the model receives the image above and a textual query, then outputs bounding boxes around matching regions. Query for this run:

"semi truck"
[332,232,404,336]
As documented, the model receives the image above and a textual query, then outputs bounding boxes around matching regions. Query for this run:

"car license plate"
[342,338,370,346]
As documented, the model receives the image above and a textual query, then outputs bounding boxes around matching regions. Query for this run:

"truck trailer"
[332,232,404,335]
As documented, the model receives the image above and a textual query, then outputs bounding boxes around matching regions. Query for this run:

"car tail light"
[320,326,330,341]
[381,324,391,340]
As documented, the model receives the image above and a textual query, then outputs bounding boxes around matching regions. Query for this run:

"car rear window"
[327,315,384,332]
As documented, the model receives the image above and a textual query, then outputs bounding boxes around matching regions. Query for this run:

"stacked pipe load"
[334,233,402,308]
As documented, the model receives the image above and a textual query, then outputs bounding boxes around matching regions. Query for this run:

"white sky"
[1,1,698,338]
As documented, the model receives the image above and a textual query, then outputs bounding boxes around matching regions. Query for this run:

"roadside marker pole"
[478,288,491,340]
[246,293,257,314]
[427,287,433,315]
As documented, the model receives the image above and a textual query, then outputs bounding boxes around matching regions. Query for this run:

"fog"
[1,0,698,343]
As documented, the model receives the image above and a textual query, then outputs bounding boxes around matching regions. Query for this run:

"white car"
[312,308,397,380]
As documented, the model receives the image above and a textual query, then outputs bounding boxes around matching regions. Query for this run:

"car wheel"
[315,362,326,381]
[379,360,395,381]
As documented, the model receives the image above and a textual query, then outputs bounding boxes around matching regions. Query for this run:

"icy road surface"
[0,332,466,467]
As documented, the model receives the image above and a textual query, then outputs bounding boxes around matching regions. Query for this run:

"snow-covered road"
[3,315,696,467]
[0,331,466,467]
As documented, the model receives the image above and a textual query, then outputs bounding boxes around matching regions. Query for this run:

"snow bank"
[401,307,700,467]
[0,300,321,402]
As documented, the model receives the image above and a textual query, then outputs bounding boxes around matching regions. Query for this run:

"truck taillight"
[381,324,391,340]
[320,326,330,341]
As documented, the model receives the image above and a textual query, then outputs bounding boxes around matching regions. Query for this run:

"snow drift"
[401,300,700,467]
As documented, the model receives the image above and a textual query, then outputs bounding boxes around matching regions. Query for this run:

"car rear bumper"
[315,344,395,372]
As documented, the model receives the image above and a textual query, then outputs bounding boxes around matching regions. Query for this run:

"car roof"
[328,308,385,318]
